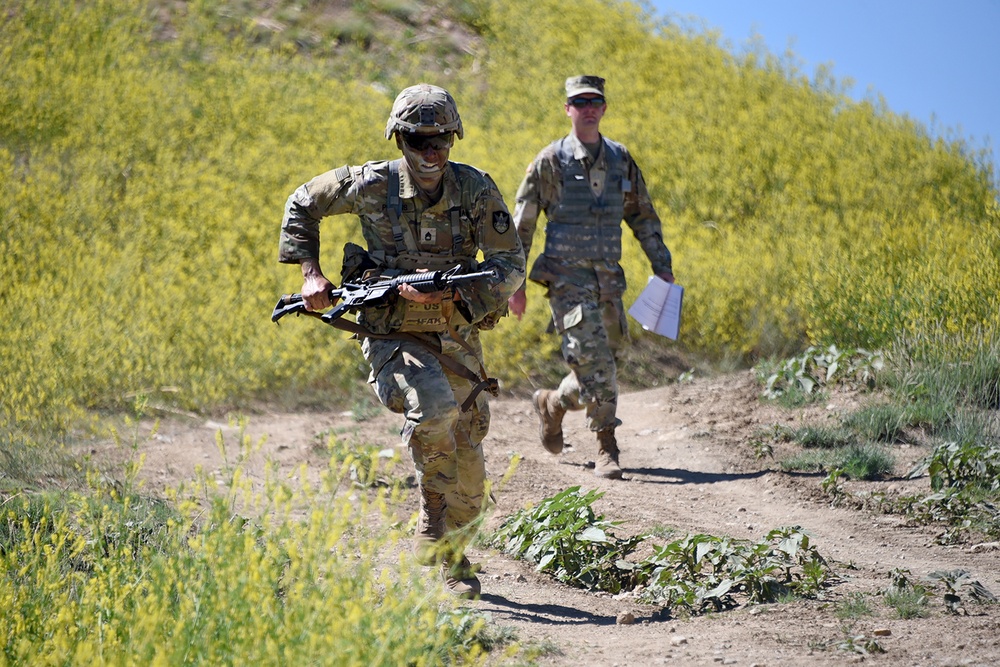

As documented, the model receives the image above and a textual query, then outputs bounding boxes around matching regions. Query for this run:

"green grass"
[793,425,855,449]
[781,443,894,480]
[884,585,929,619]
[835,593,875,620]
[0,429,486,665]
[843,403,911,443]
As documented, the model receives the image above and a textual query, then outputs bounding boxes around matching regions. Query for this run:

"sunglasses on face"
[568,96,606,108]
[401,133,454,151]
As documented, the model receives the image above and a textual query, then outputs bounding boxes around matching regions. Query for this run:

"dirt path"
[137,371,1000,666]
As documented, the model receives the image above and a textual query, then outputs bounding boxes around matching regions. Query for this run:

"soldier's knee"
[418,399,461,434]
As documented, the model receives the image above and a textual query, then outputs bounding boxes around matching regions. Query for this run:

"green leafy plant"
[836,629,886,656]
[925,569,997,614]
[749,438,775,460]
[757,345,885,401]
[909,439,1000,493]
[490,489,833,614]
[488,486,646,593]
[821,468,847,503]
[640,526,832,611]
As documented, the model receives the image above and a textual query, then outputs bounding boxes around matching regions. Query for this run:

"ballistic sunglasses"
[401,133,455,151]
[568,96,606,108]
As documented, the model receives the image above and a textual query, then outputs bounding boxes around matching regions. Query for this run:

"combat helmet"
[385,84,464,140]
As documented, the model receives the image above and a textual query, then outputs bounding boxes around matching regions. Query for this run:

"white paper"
[628,276,683,340]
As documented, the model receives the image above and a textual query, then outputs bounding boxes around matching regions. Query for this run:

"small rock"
[874,628,891,637]
[670,636,688,646]
[617,612,636,625]
[515,574,527,583]
[737,507,747,512]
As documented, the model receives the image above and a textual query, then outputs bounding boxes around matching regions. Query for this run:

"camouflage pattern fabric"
[279,159,524,533]
[513,132,671,432]
[547,272,628,431]
[513,133,671,272]
[384,83,464,139]
[366,332,489,532]
[280,160,523,325]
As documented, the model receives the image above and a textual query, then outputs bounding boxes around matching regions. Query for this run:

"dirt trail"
[138,371,1000,666]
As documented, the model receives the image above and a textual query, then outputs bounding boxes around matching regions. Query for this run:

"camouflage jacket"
[513,133,672,290]
[279,159,525,327]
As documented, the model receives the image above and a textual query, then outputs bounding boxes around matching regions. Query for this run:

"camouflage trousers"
[548,281,628,431]
[362,331,490,533]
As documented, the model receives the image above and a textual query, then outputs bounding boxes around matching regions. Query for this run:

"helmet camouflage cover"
[384,83,464,140]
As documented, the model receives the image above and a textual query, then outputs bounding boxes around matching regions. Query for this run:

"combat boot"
[413,486,446,565]
[442,555,481,599]
[533,389,567,454]
[594,427,622,479]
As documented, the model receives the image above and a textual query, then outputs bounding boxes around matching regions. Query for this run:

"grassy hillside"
[2,2,999,662]
[1,0,998,435]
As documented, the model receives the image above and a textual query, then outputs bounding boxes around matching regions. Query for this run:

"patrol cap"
[565,75,605,99]
[385,83,464,140]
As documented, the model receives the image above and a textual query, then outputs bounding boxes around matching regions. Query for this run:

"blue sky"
[645,1,999,173]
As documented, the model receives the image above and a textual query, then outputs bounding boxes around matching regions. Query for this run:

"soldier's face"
[565,95,606,132]
[398,132,452,182]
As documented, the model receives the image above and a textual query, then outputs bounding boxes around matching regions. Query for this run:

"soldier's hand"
[300,258,335,311]
[398,283,445,304]
[508,288,527,320]
[302,275,335,311]
[657,271,675,284]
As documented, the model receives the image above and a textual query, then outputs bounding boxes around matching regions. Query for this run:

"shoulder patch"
[492,210,511,234]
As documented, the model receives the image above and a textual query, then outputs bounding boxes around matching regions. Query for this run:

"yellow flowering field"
[2,0,998,428]
[0,422,487,665]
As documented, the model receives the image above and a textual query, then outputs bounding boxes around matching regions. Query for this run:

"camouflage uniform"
[513,76,671,438]
[279,88,524,550]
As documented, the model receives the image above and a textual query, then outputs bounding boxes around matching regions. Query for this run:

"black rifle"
[271,265,499,324]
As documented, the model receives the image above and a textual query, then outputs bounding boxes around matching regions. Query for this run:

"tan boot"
[594,427,622,479]
[413,487,446,565]
[442,555,481,599]
[533,389,567,454]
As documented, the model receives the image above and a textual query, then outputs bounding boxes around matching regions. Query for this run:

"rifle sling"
[302,311,497,412]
